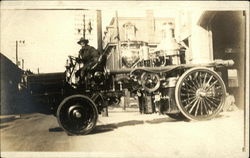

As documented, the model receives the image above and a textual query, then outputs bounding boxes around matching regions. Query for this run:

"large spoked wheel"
[57,95,98,135]
[175,67,226,121]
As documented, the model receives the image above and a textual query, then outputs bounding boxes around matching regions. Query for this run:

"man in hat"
[77,37,100,74]
[77,38,100,65]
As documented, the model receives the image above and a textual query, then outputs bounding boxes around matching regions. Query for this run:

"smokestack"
[146,10,154,43]
[96,10,103,53]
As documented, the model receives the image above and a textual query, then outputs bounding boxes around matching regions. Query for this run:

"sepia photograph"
[0,1,249,158]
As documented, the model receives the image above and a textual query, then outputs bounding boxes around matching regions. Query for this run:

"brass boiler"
[155,22,181,65]
[121,41,148,68]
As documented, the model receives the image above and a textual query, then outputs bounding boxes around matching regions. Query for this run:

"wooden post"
[124,89,130,110]
[101,101,109,117]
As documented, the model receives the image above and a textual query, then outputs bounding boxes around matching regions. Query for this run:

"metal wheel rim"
[175,67,226,120]
[57,95,98,135]
[141,72,160,92]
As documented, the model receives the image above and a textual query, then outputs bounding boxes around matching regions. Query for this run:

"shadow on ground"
[49,127,64,132]
[48,117,181,135]
[0,117,18,124]
[0,125,9,129]
[92,117,183,135]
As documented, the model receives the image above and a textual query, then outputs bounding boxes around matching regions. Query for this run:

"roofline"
[109,16,175,25]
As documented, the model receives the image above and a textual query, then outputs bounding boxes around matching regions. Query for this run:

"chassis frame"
[19,57,234,135]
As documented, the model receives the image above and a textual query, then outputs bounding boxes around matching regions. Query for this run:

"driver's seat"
[91,53,107,72]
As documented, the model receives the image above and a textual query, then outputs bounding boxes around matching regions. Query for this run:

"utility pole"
[115,11,121,69]
[15,40,25,67]
[83,14,86,38]
[21,59,24,70]
[16,41,18,66]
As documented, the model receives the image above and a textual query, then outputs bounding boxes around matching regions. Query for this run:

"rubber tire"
[56,94,98,135]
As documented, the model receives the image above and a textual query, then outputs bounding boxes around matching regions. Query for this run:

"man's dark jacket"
[79,45,100,70]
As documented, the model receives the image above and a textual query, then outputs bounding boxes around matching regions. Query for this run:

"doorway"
[210,11,246,109]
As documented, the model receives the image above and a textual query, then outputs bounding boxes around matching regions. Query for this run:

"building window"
[123,22,137,41]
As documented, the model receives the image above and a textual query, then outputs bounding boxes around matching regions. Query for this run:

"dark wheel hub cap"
[73,110,82,118]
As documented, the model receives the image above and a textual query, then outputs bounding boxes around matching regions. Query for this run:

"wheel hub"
[196,88,207,98]
[73,110,82,118]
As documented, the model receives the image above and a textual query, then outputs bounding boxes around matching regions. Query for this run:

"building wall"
[103,15,174,70]
[116,18,146,42]
[177,10,212,64]
[103,16,174,48]
[1,53,23,114]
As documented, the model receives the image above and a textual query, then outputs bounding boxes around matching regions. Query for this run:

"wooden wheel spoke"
[186,76,199,89]
[181,93,195,97]
[206,95,221,102]
[190,79,199,89]
[200,99,204,115]
[203,72,207,84]
[215,85,222,90]
[206,95,220,104]
[206,80,218,91]
[183,81,197,92]
[206,75,214,87]
[188,98,199,113]
[184,98,197,109]
[194,72,199,78]
[194,72,202,88]
[181,96,196,103]
[199,72,203,87]
[195,99,201,116]
[193,77,201,88]
[201,99,209,115]
[202,97,212,111]
[181,86,196,94]
[205,96,219,109]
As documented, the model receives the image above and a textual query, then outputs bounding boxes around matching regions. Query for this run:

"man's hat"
[77,37,89,45]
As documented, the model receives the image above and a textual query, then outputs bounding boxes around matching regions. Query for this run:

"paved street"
[0,108,248,158]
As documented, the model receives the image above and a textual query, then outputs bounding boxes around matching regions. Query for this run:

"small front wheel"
[56,95,98,135]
